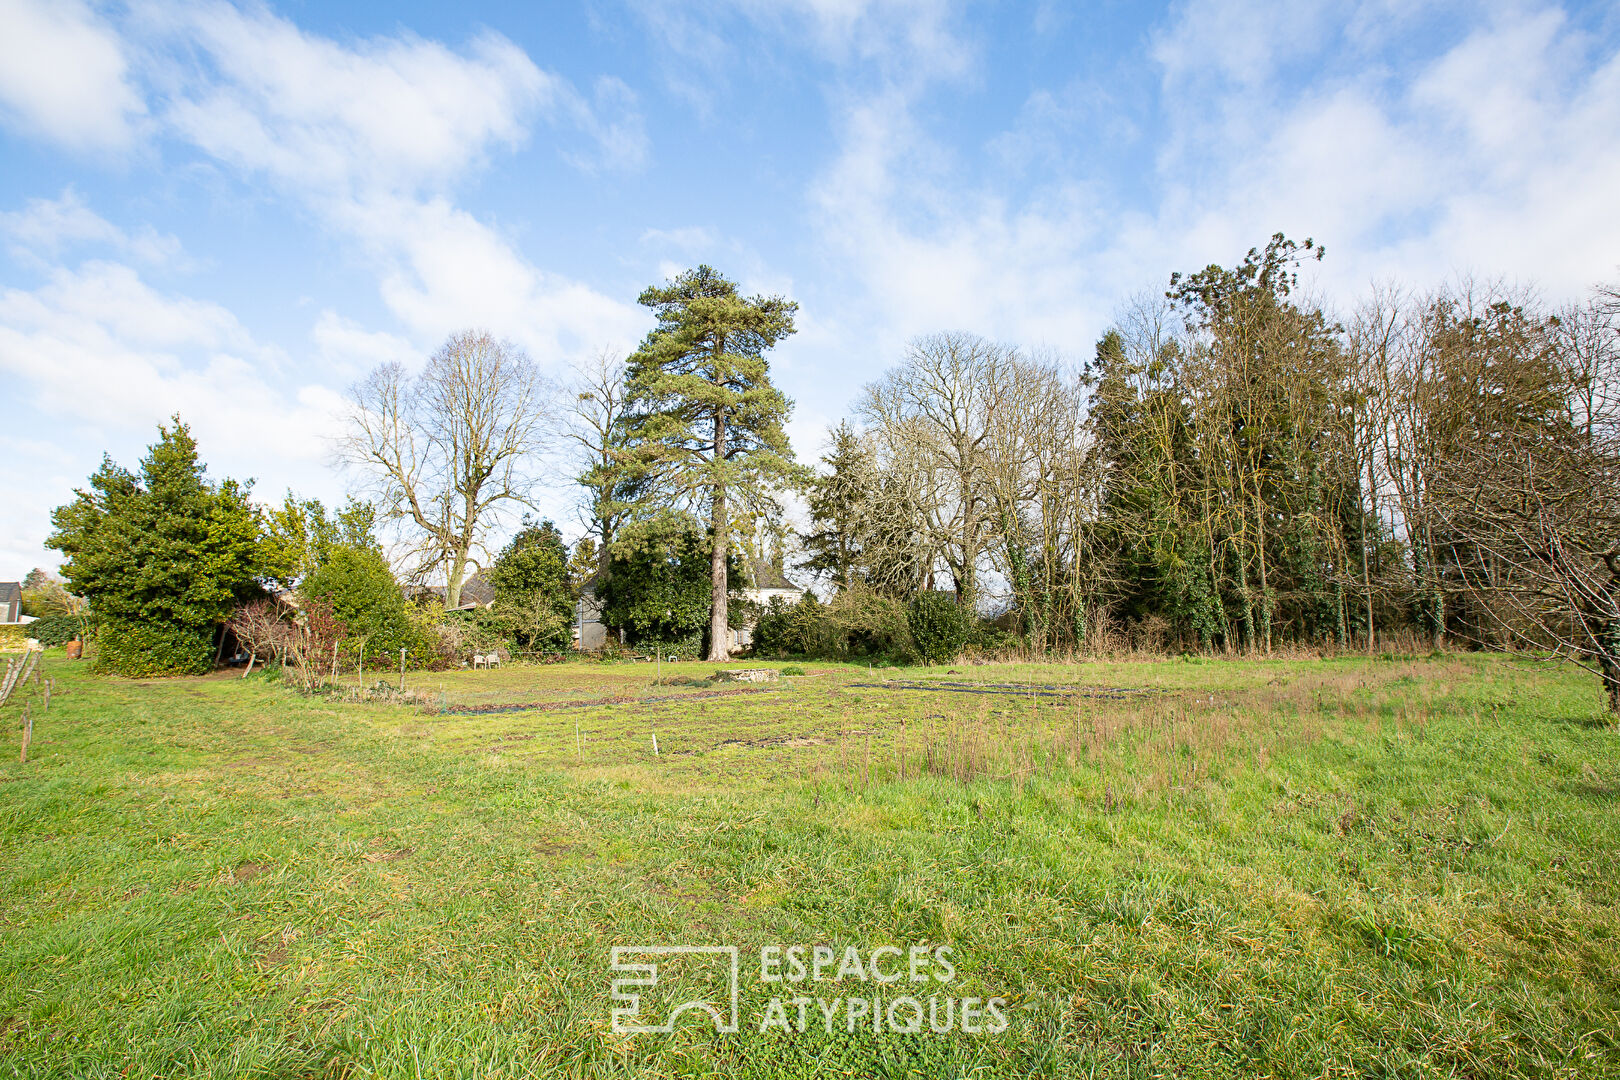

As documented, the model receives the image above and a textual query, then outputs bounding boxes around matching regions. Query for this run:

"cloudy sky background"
[2,0,1617,576]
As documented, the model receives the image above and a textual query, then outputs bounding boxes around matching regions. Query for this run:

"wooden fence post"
[19,705,31,764]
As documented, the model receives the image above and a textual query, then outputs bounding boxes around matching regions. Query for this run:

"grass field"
[1,650,1618,1078]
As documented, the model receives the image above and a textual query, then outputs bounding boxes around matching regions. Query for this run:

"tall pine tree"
[620,266,803,660]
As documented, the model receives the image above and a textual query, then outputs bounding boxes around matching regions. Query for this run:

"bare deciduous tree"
[860,332,1007,605]
[563,347,636,579]
[340,330,556,609]
[1429,286,1620,714]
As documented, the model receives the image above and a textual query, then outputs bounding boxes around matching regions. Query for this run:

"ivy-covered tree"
[47,418,267,676]
[487,518,575,652]
[621,265,804,660]
[598,516,738,656]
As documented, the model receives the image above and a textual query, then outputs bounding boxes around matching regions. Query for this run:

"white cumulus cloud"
[0,0,146,151]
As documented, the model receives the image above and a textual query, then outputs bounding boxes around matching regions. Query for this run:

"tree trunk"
[1363,453,1378,653]
[1253,492,1272,655]
[708,412,730,662]
[447,548,467,610]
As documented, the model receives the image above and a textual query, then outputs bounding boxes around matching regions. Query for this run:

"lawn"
[1,651,1617,1078]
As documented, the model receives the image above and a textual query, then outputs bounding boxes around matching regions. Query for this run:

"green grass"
[1,651,1618,1077]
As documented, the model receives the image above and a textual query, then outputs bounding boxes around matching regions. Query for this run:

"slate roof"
[746,559,799,592]
[403,571,495,609]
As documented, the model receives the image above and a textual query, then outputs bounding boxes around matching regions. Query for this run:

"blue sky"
[3,0,1618,576]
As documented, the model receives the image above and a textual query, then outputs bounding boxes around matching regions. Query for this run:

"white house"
[728,558,806,651]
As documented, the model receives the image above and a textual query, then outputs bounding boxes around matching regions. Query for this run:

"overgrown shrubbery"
[599,518,729,654]
[907,591,970,665]
[488,519,575,652]
[25,615,84,648]
[751,586,916,660]
[826,588,913,658]
[94,618,215,677]
[754,594,824,655]
[436,609,512,662]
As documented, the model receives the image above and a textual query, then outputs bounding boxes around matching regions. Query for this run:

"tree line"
[38,241,1620,712]
[783,237,1619,710]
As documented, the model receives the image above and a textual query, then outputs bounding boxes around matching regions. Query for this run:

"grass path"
[1,653,1617,1077]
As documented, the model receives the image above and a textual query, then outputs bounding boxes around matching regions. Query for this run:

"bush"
[826,587,914,659]
[907,591,970,665]
[754,594,825,656]
[598,519,733,652]
[488,519,574,652]
[25,615,84,648]
[300,545,427,663]
[94,618,214,677]
[780,665,806,676]
[438,608,512,662]
[966,620,1022,656]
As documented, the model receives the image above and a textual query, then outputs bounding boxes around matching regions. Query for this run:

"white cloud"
[0,0,145,150]
[0,187,183,265]
[1164,5,1620,297]
[1151,0,1336,92]
[805,0,1620,382]
[336,195,644,363]
[0,260,352,570]
[156,4,552,196]
[311,310,420,379]
[627,0,972,106]
[144,1,647,368]
[0,261,336,431]
[153,1,646,192]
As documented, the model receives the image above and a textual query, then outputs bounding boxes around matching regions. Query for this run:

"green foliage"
[47,418,268,676]
[598,517,727,652]
[907,590,971,665]
[93,617,214,677]
[440,609,512,658]
[753,585,915,660]
[19,568,82,618]
[779,664,806,676]
[487,519,574,652]
[825,586,914,658]
[299,544,424,663]
[261,494,378,590]
[24,615,82,648]
[967,619,1023,655]
[621,265,806,656]
[754,593,824,656]
[798,421,871,590]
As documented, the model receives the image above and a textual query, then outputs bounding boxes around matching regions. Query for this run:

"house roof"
[403,571,495,609]
[0,582,20,605]
[746,559,799,591]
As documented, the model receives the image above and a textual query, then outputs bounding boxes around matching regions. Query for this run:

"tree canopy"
[620,265,803,660]
[47,418,267,675]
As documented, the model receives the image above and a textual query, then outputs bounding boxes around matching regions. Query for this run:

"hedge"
[25,615,83,648]
[94,618,215,677]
